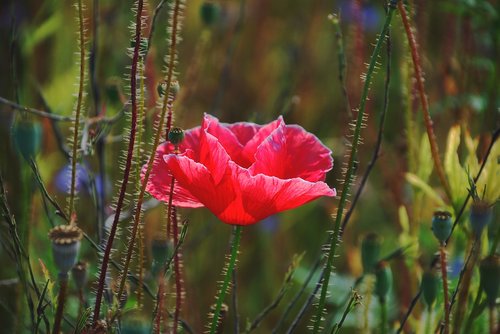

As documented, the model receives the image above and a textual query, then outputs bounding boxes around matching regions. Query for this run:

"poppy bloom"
[144,114,335,225]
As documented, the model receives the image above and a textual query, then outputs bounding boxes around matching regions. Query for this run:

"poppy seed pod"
[432,211,452,244]
[48,225,83,274]
[479,255,500,308]
[11,119,42,161]
[71,261,88,290]
[121,313,151,334]
[168,127,185,146]
[469,200,492,237]
[421,269,440,309]
[374,261,392,302]
[200,2,220,26]
[361,233,381,274]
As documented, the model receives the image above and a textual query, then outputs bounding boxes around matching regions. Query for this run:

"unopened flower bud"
[421,269,440,309]
[48,225,83,274]
[480,255,500,308]
[432,211,452,244]
[361,233,381,274]
[200,2,221,26]
[11,119,42,161]
[374,261,392,302]
[470,200,492,237]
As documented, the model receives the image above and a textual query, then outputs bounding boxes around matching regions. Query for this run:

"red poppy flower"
[145,114,335,225]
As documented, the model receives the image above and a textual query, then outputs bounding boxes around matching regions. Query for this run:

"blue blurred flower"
[338,1,382,32]
[259,215,280,234]
[54,163,90,194]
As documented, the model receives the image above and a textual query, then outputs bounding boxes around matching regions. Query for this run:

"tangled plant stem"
[92,0,143,324]
[311,3,397,333]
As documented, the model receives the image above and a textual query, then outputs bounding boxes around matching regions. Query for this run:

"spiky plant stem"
[53,273,68,334]
[116,0,184,304]
[91,0,143,324]
[209,225,243,334]
[439,244,450,334]
[68,0,87,220]
[397,1,452,202]
[311,3,397,332]
[155,276,165,334]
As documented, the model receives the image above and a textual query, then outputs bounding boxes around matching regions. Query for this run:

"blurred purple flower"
[338,1,381,32]
[259,215,280,234]
[54,163,90,194]
[450,256,464,279]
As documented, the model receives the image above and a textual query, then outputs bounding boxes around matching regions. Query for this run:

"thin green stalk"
[68,0,87,220]
[53,273,69,334]
[380,299,387,334]
[363,276,374,334]
[439,244,450,334]
[331,291,361,334]
[425,308,433,334]
[209,226,243,334]
[463,287,483,333]
[311,3,397,332]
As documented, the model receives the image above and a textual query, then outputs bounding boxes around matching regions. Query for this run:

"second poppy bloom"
[145,114,335,225]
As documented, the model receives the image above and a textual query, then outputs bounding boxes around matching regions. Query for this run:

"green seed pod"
[479,255,500,308]
[48,225,83,274]
[431,211,452,244]
[11,119,42,161]
[469,200,492,237]
[421,269,440,309]
[374,261,392,302]
[71,261,88,290]
[157,80,180,98]
[121,313,151,334]
[361,233,381,274]
[168,127,185,146]
[200,1,221,26]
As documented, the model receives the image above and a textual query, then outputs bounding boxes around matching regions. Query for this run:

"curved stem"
[397,1,452,202]
[68,0,87,220]
[440,244,450,334]
[91,0,143,324]
[311,4,397,332]
[209,226,243,334]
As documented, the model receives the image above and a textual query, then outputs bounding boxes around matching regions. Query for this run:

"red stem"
[155,277,164,334]
[440,245,450,334]
[171,206,182,334]
[398,1,452,202]
[53,275,68,334]
[92,0,143,325]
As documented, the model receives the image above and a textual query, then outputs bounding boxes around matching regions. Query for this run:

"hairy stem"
[171,206,182,334]
[209,226,243,334]
[397,1,452,202]
[116,0,184,305]
[91,0,143,324]
[53,274,68,334]
[311,3,397,332]
[68,0,87,220]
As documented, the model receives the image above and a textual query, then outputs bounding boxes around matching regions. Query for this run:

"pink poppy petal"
[203,114,246,166]
[241,117,284,164]
[143,142,203,208]
[226,121,262,146]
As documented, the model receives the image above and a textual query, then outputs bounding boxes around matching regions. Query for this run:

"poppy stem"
[209,225,243,334]
[439,244,450,334]
[53,273,68,334]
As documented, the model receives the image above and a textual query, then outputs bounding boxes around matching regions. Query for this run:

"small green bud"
[11,119,42,161]
[168,127,185,145]
[469,200,492,237]
[374,261,392,302]
[48,225,83,274]
[361,233,381,274]
[479,255,500,308]
[431,211,452,244]
[421,269,440,309]
[157,80,180,98]
[200,1,221,26]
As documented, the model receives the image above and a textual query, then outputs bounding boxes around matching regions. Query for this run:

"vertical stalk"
[170,206,182,334]
[397,1,452,202]
[68,0,87,220]
[439,244,450,334]
[209,226,243,334]
[91,0,143,324]
[116,0,184,303]
[311,3,397,332]
[488,307,495,334]
[53,273,68,334]
[380,298,387,334]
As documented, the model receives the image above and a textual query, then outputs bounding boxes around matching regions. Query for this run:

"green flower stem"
[380,298,387,334]
[311,3,397,333]
[209,225,243,334]
[68,0,86,220]
[52,273,68,334]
